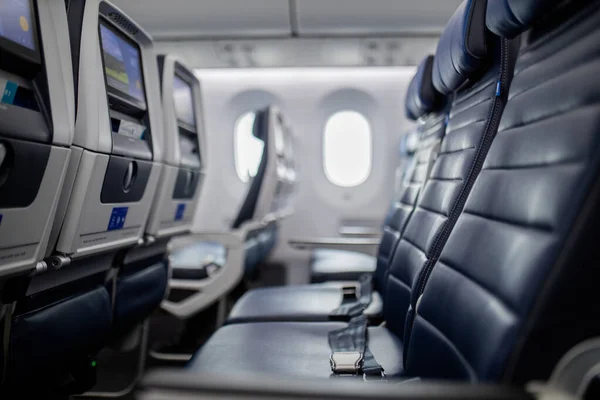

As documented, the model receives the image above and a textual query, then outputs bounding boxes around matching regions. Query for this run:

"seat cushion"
[311,249,376,283]
[187,322,404,379]
[113,262,168,337]
[226,283,383,324]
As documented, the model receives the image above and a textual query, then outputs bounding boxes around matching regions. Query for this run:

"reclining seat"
[187,0,513,378]
[232,108,271,277]
[402,0,600,383]
[224,55,447,324]
[310,65,438,284]
[254,108,291,268]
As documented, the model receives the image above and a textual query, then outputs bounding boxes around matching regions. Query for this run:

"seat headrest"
[405,55,442,120]
[486,0,560,39]
[433,0,489,94]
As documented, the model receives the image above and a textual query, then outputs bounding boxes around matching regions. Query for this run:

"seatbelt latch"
[330,351,363,374]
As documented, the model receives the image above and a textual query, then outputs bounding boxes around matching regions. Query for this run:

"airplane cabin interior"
[0,0,599,399]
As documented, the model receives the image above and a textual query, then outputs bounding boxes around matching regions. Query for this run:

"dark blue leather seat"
[224,54,447,325]
[404,0,600,383]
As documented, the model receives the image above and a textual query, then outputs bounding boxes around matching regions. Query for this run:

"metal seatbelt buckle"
[330,351,363,374]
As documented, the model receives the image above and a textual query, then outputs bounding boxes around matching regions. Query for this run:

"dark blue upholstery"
[385,0,506,339]
[113,262,168,337]
[8,286,112,383]
[432,0,488,94]
[405,0,600,383]
[257,223,278,260]
[374,111,448,293]
[406,55,442,120]
[486,0,559,39]
[188,322,405,379]
[244,236,261,277]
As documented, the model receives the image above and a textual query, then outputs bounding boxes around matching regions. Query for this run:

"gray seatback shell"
[0,0,75,277]
[51,0,163,259]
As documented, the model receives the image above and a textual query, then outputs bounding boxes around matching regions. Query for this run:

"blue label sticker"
[0,214,3,227]
[107,207,128,231]
[174,203,186,221]
[2,81,18,105]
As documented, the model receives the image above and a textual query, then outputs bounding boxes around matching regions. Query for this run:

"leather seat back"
[373,56,446,290]
[383,0,515,338]
[231,108,269,229]
[404,0,600,384]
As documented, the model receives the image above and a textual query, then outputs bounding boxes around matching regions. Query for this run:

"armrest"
[169,232,244,252]
[339,226,382,238]
[289,238,380,256]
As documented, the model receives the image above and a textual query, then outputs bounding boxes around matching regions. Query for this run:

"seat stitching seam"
[498,102,600,134]
[451,96,493,119]
[463,209,554,233]
[437,146,476,156]
[399,236,427,256]
[447,118,487,133]
[483,158,583,172]
[509,56,600,101]
[417,204,449,218]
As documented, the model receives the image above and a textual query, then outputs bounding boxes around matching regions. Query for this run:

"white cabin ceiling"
[294,0,463,36]
[110,0,463,39]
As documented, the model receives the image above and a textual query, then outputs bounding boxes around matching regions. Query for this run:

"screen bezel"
[0,0,42,66]
[173,71,197,133]
[98,17,147,112]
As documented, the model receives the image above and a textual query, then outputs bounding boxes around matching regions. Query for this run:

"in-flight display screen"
[0,0,36,51]
[173,75,196,128]
[99,21,146,108]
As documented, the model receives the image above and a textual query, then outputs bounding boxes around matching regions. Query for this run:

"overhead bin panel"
[111,0,292,39]
[295,0,463,36]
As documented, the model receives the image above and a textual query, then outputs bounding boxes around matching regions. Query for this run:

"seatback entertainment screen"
[0,0,36,50]
[173,75,196,129]
[99,21,146,109]
[0,0,40,65]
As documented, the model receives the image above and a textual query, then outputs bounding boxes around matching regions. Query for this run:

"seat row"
[182,0,600,386]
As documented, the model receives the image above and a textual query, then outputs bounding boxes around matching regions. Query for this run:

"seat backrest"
[372,55,446,290]
[231,107,269,229]
[383,0,517,338]
[404,0,600,384]
[0,0,74,278]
